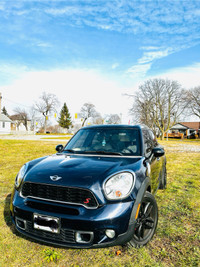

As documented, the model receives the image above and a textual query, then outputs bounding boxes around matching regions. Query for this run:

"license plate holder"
[33,213,60,234]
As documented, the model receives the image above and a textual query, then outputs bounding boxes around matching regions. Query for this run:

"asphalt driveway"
[0,134,68,142]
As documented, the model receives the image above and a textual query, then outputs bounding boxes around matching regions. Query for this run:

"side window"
[142,130,152,157]
[143,129,158,157]
[148,130,158,147]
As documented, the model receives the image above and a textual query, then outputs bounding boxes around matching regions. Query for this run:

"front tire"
[128,192,158,248]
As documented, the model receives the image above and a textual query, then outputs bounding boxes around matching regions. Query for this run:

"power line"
[3,97,32,109]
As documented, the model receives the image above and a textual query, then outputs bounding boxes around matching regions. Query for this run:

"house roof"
[9,114,31,121]
[180,122,200,130]
[0,114,13,122]
[171,123,189,130]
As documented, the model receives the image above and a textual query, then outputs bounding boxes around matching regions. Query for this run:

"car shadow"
[4,193,22,238]
[4,193,13,229]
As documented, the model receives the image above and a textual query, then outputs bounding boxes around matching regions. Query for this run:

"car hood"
[24,154,144,200]
[25,153,143,184]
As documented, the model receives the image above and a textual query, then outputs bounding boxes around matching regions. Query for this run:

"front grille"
[26,221,76,243]
[21,182,98,208]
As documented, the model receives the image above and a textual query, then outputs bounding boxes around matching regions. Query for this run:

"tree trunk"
[44,116,47,133]
[82,118,87,127]
[160,130,165,140]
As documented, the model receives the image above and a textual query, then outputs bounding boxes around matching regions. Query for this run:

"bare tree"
[130,79,185,139]
[183,86,200,119]
[12,107,29,131]
[107,114,121,124]
[93,113,104,125]
[80,103,98,126]
[29,106,38,131]
[34,92,59,133]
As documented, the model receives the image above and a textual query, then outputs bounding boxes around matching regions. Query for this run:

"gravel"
[163,143,200,153]
[0,134,67,142]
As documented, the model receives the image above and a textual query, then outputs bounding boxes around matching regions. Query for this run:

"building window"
[2,122,5,128]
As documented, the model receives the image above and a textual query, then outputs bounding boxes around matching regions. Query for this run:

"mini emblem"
[50,175,62,181]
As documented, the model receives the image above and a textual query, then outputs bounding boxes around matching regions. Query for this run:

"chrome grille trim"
[20,182,99,209]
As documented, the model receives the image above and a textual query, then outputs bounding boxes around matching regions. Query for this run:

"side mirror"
[56,144,64,152]
[152,147,165,158]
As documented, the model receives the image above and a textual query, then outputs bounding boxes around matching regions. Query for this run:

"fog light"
[105,229,115,239]
[75,231,94,244]
[16,217,26,230]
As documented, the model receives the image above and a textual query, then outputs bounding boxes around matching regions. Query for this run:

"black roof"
[82,124,143,130]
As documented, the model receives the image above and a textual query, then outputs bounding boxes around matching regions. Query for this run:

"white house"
[0,113,13,134]
[9,114,32,132]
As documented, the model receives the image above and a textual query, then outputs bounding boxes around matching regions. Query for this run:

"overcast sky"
[0,0,200,123]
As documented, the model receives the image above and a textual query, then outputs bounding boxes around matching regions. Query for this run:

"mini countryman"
[10,125,166,248]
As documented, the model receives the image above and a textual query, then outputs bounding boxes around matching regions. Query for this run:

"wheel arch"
[129,176,150,225]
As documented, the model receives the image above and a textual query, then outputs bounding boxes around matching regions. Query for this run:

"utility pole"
[0,92,2,113]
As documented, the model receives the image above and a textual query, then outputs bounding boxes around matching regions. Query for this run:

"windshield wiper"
[84,151,123,156]
[63,149,76,153]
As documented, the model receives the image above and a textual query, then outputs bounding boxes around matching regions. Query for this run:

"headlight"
[104,171,135,200]
[15,163,28,189]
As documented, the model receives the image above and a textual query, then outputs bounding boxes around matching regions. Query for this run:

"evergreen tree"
[58,103,72,129]
[2,106,9,116]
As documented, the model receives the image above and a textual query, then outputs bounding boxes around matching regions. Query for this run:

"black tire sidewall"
[129,192,158,247]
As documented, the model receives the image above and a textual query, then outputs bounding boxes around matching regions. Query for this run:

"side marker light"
[135,203,141,219]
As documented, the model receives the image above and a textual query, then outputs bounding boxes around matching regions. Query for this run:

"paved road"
[0,134,69,142]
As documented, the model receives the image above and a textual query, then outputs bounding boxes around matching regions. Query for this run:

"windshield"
[64,128,141,156]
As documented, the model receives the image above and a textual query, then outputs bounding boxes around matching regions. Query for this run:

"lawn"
[41,137,71,140]
[0,139,199,266]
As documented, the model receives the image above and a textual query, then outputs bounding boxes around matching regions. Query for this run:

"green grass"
[36,133,73,136]
[0,139,199,266]
[41,137,71,140]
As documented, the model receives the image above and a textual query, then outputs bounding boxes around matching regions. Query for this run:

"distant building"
[0,113,13,134]
[9,114,32,132]
[0,92,13,134]
[170,122,200,138]
[0,92,33,134]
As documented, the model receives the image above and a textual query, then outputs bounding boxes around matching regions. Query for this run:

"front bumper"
[10,189,136,248]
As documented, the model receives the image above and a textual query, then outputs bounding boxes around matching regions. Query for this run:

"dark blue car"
[10,125,166,248]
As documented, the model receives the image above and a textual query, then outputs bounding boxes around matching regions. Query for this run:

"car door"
[142,129,162,194]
